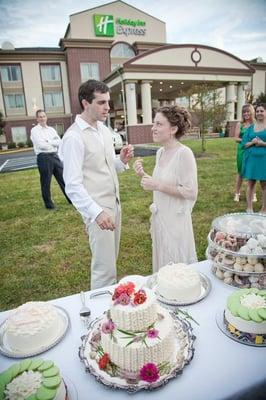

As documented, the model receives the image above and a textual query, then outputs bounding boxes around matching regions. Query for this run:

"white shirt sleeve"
[47,128,61,147]
[178,147,198,201]
[61,132,103,225]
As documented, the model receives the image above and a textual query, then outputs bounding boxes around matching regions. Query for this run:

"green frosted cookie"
[30,359,44,370]
[258,308,266,320]
[19,359,32,373]
[237,305,250,320]
[249,308,264,323]
[8,362,21,378]
[25,395,37,400]
[227,295,241,316]
[38,361,54,372]
[42,366,59,378]
[43,376,61,389]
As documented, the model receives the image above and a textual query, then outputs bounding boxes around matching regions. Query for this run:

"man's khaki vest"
[75,122,120,211]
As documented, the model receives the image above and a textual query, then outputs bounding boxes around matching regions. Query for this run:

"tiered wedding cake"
[95,282,177,382]
[0,359,67,400]
[5,301,62,352]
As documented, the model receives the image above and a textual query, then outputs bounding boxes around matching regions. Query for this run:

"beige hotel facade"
[0,0,266,144]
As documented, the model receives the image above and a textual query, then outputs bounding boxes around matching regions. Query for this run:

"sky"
[0,0,266,61]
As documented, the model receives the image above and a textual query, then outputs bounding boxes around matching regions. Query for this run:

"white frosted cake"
[0,359,67,400]
[5,301,61,353]
[157,263,201,303]
[225,288,266,344]
[89,282,178,383]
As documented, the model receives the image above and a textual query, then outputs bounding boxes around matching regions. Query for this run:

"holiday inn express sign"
[93,14,146,37]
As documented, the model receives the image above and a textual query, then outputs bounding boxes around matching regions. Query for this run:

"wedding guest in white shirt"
[31,109,71,209]
[60,80,134,290]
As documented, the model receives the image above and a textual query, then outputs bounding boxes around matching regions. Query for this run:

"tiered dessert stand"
[206,213,266,289]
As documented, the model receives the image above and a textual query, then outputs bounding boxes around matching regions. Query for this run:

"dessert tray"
[215,310,266,347]
[0,306,70,358]
[211,212,266,237]
[146,272,211,306]
[79,312,196,393]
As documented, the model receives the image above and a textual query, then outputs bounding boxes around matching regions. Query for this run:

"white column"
[125,81,137,126]
[140,80,152,124]
[226,82,236,120]
[237,84,246,120]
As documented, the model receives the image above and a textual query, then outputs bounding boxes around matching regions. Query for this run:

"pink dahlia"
[139,363,160,383]
[147,328,159,339]
[114,292,130,305]
[101,319,115,334]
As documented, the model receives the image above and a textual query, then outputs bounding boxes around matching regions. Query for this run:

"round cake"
[4,301,62,353]
[0,359,67,400]
[225,288,266,344]
[87,281,179,383]
[157,263,201,303]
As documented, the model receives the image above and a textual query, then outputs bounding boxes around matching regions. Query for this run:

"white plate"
[79,311,195,393]
[0,306,70,358]
[215,310,266,347]
[119,274,147,288]
[146,272,211,306]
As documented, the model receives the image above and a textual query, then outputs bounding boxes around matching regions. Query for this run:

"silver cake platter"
[146,272,211,306]
[0,305,70,358]
[79,311,196,393]
[64,375,78,400]
[215,310,266,347]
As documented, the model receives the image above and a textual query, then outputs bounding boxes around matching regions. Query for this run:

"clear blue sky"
[0,0,265,61]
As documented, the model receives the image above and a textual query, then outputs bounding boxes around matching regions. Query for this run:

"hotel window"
[11,126,27,143]
[43,92,63,109]
[4,93,25,109]
[110,43,135,58]
[80,63,100,82]
[0,65,22,82]
[40,65,61,81]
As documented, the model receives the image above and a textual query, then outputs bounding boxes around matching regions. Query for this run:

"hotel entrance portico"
[105,44,255,143]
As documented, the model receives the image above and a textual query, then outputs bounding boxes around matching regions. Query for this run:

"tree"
[0,110,6,136]
[187,83,227,152]
[255,92,266,105]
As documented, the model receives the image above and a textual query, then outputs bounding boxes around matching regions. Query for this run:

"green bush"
[26,139,33,148]
[17,142,25,148]
[7,142,16,149]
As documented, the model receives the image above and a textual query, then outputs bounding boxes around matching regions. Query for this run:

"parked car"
[109,127,123,153]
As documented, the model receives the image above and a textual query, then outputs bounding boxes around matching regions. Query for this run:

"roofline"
[69,0,165,24]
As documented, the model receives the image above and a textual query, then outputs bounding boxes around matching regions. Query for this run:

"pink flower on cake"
[139,363,160,383]
[112,282,135,300]
[133,289,147,305]
[101,319,115,334]
[147,328,159,339]
[114,292,131,305]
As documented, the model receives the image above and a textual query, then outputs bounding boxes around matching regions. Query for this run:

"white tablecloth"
[0,260,265,400]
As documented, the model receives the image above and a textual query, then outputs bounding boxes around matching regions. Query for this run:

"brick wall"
[127,125,153,144]
[65,47,111,117]
[4,116,72,143]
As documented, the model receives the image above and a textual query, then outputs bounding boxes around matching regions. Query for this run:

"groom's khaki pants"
[87,203,121,290]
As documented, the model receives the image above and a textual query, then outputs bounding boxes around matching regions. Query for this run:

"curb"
[0,148,33,155]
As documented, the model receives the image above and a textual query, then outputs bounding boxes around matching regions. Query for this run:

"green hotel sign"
[93,14,146,37]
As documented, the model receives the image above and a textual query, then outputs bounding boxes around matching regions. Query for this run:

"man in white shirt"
[60,80,134,289]
[31,109,71,209]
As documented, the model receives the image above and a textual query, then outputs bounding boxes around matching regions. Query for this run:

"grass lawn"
[0,138,262,310]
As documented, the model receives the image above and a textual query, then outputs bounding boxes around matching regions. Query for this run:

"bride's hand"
[133,158,145,177]
[141,175,159,191]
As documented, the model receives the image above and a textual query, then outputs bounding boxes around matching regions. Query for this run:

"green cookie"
[25,395,37,400]
[0,369,12,385]
[237,305,251,320]
[8,362,21,378]
[30,359,44,370]
[42,366,59,378]
[43,376,61,389]
[249,308,263,323]
[258,308,266,320]
[19,359,32,373]
[227,296,241,316]
[38,361,54,372]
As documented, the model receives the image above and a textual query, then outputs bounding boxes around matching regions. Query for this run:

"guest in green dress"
[234,104,255,202]
[242,104,266,213]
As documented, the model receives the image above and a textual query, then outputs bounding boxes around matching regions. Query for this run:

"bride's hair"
[157,105,191,138]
